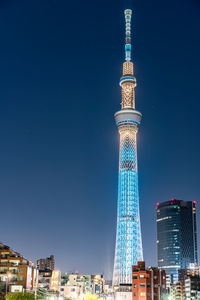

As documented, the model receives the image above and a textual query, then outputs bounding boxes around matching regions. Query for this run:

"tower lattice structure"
[113,9,143,286]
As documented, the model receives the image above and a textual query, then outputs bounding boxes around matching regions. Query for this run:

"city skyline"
[0,0,200,280]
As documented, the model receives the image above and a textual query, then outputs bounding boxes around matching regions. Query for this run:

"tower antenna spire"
[124,9,132,62]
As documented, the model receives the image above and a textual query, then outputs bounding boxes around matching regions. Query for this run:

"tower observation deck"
[113,9,143,286]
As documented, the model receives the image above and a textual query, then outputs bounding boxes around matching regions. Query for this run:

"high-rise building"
[113,8,143,287]
[156,199,198,282]
[36,255,54,271]
[132,261,167,300]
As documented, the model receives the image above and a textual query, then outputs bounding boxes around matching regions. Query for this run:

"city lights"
[0,2,199,300]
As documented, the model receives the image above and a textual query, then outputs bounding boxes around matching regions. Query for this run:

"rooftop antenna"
[124,9,132,62]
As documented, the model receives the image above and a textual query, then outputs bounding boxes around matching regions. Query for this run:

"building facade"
[91,274,104,294]
[132,261,167,300]
[36,255,54,271]
[51,270,61,291]
[59,273,105,299]
[169,274,200,300]
[185,276,200,300]
[0,243,38,293]
[59,285,80,299]
[36,255,55,290]
[113,8,143,287]
[179,264,200,282]
[157,199,198,282]
[170,281,184,300]
[37,270,52,290]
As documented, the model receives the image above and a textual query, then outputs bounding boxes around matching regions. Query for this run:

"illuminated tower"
[113,9,143,286]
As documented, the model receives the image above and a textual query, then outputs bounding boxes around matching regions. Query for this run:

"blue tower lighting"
[113,9,143,286]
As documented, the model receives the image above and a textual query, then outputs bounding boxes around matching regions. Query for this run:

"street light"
[5,272,12,296]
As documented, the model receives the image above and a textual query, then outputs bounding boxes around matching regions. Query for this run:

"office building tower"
[157,199,198,282]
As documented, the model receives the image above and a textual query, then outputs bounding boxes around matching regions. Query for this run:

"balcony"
[0,263,9,267]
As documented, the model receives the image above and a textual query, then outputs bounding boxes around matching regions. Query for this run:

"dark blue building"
[156,199,198,282]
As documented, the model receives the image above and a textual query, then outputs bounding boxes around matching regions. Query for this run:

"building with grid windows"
[0,243,38,293]
[36,255,54,272]
[156,199,198,283]
[132,261,167,300]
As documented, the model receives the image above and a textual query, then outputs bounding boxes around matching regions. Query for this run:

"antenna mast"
[124,9,132,62]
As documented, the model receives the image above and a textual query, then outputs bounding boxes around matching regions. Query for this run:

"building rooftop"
[156,199,195,209]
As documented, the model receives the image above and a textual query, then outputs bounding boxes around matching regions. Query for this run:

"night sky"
[0,0,200,279]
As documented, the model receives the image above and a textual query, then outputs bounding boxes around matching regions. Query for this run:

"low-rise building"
[0,243,38,293]
[166,274,173,290]
[91,274,104,294]
[59,285,80,299]
[36,254,56,291]
[59,273,105,298]
[68,273,91,293]
[114,284,132,300]
[169,269,200,299]
[38,270,52,290]
[132,261,167,300]
[179,264,200,283]
[36,255,55,272]
[51,270,61,291]
[185,276,200,300]
[170,281,184,300]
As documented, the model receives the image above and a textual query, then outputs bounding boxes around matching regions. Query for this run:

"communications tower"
[113,9,143,286]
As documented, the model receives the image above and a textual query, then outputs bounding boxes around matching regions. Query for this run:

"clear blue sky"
[0,0,200,279]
